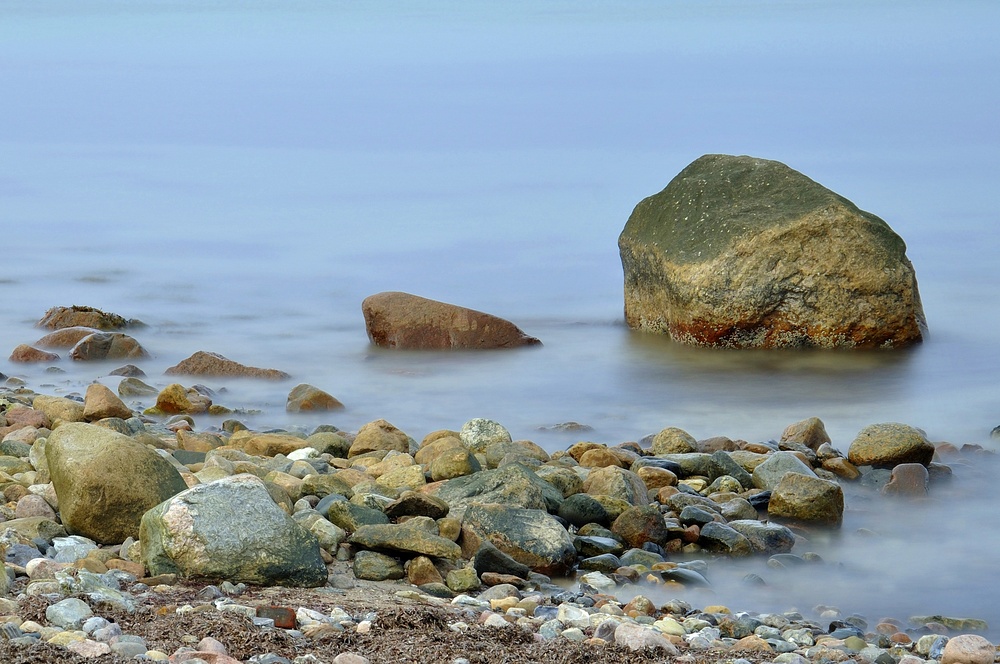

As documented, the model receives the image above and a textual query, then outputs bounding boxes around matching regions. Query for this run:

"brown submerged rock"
[166,350,290,380]
[35,326,102,348]
[362,291,541,350]
[37,305,138,330]
[70,332,148,361]
[286,383,344,412]
[618,154,926,348]
[9,344,59,363]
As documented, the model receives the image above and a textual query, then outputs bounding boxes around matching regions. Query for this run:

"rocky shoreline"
[0,306,997,664]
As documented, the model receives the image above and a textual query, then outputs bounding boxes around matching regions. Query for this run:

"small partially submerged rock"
[37,305,140,330]
[165,350,290,380]
[618,154,926,348]
[70,332,148,361]
[286,383,344,412]
[9,344,59,363]
[35,326,102,348]
[362,291,541,350]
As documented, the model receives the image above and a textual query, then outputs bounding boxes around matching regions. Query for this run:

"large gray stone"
[47,423,188,544]
[462,504,576,575]
[140,474,327,587]
[619,154,926,348]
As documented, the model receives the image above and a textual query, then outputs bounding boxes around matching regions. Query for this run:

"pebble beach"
[0,308,997,664]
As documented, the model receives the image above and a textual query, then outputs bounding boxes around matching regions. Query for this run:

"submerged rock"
[9,344,59,363]
[618,154,926,348]
[286,383,345,412]
[37,305,138,331]
[165,350,290,380]
[70,332,148,361]
[362,291,541,349]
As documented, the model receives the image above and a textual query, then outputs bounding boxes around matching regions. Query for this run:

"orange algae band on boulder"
[362,291,541,350]
[618,154,927,349]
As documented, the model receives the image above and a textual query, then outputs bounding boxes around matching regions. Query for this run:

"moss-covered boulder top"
[618,154,926,349]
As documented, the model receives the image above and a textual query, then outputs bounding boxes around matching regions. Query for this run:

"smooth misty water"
[2,0,999,635]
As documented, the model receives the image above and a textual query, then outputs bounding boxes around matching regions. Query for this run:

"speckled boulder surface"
[140,474,327,587]
[619,154,926,348]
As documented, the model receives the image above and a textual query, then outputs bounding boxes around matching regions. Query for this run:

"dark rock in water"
[618,154,925,348]
[361,291,541,350]
[698,522,754,556]
[991,425,1000,441]
[37,305,140,331]
[660,567,710,587]
[767,553,810,569]
[166,351,290,380]
[727,520,796,554]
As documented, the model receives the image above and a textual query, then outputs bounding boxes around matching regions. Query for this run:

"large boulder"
[362,291,540,349]
[462,504,576,575]
[618,154,926,349]
[47,423,189,543]
[848,423,935,468]
[140,474,327,587]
